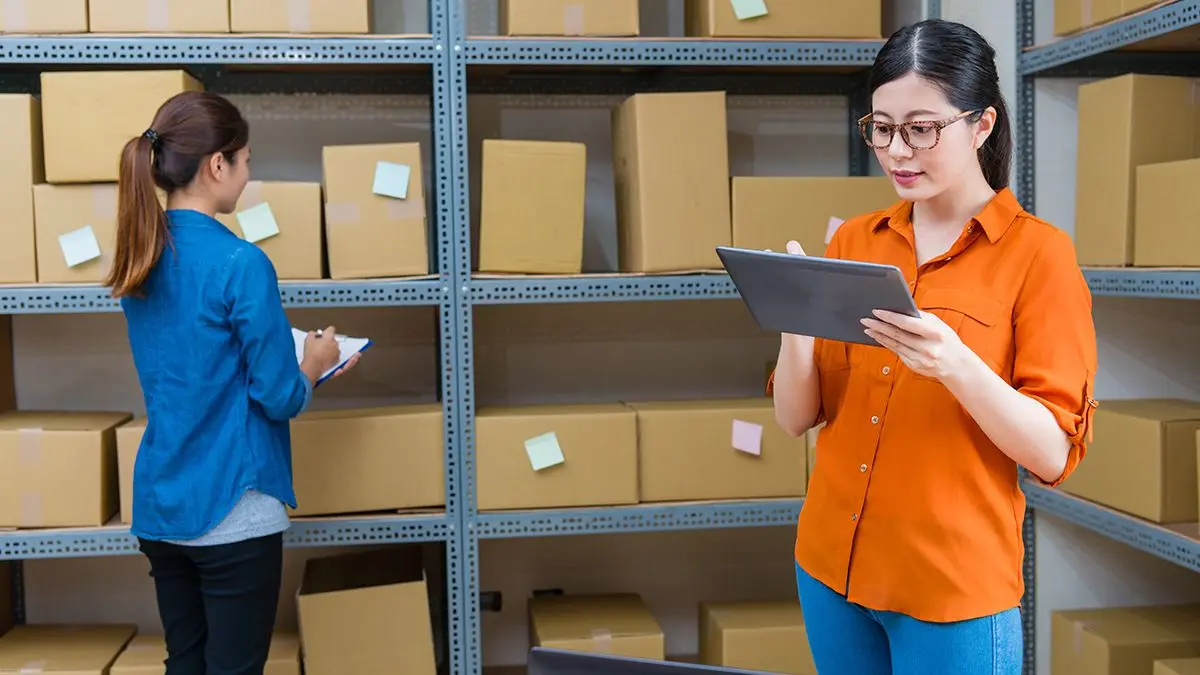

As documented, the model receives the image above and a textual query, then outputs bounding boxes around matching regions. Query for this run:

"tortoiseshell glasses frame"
[857,109,983,151]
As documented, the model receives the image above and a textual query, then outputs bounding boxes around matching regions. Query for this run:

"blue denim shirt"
[121,209,311,541]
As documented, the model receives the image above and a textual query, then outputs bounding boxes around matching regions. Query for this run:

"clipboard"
[291,328,372,386]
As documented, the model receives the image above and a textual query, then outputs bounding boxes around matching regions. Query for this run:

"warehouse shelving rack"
[1016,0,1200,671]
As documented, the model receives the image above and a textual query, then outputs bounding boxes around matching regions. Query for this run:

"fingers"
[785,240,805,256]
[870,309,930,337]
[322,325,337,339]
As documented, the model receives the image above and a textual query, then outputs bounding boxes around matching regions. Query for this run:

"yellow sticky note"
[59,225,102,267]
[730,0,769,20]
[525,432,565,471]
[236,202,281,243]
[372,161,411,200]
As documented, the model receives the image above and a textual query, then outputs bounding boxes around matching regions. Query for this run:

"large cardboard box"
[0,411,131,528]
[0,0,88,33]
[230,0,372,33]
[686,0,880,38]
[628,398,807,503]
[1157,659,1200,675]
[41,70,203,183]
[216,181,325,280]
[0,94,42,284]
[0,624,137,673]
[613,91,730,273]
[297,548,437,675]
[1075,74,1200,266]
[499,0,639,36]
[1054,0,1124,35]
[116,418,145,524]
[322,142,429,279]
[732,176,897,257]
[529,594,664,661]
[475,404,638,510]
[290,405,445,517]
[479,139,587,275]
[89,0,229,32]
[699,601,816,675]
[1051,604,1200,675]
[1134,158,1200,267]
[112,634,301,675]
[1060,399,1200,524]
[33,183,119,284]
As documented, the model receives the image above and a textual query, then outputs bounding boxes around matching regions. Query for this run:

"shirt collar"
[166,208,233,233]
[872,187,1023,243]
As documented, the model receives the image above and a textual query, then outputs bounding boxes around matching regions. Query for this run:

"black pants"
[139,533,283,675]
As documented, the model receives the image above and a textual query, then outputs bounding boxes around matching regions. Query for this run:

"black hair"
[867,19,1012,190]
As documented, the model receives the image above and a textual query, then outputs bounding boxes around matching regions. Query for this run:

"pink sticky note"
[731,419,763,456]
[825,216,845,245]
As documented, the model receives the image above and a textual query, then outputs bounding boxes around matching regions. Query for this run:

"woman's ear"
[974,106,997,150]
[207,152,225,181]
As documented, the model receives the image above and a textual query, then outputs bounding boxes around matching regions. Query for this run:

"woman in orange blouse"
[769,19,1097,675]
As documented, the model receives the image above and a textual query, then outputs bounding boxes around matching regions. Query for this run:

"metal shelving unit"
[1017,1,1200,671]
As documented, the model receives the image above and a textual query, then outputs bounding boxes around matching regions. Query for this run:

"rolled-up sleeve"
[1012,230,1099,487]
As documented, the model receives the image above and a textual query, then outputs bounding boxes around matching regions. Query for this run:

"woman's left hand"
[861,309,970,381]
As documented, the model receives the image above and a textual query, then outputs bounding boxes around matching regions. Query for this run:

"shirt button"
[860,464,868,473]
[870,416,879,425]
[851,513,858,521]
[881,366,891,375]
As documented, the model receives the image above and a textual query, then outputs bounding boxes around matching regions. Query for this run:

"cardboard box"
[0,94,42,284]
[33,183,119,284]
[475,404,638,511]
[529,594,664,661]
[1157,659,1200,675]
[297,548,436,675]
[1060,399,1200,524]
[112,633,301,675]
[322,143,429,279]
[116,418,145,524]
[732,176,897,257]
[230,0,372,33]
[627,399,806,503]
[0,624,137,673]
[499,0,639,36]
[0,0,88,33]
[686,0,880,38]
[290,405,445,517]
[1054,0,1123,35]
[1075,74,1200,266]
[479,139,587,275]
[216,181,324,280]
[699,601,817,675]
[613,91,730,273]
[1134,158,1200,267]
[41,70,203,184]
[0,411,131,528]
[89,0,229,32]
[1051,604,1200,675]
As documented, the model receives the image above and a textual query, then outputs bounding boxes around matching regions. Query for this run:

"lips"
[892,170,923,186]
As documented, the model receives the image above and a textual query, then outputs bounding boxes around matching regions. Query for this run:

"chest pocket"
[919,288,1011,376]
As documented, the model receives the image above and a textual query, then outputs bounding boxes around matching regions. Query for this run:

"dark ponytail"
[106,91,249,298]
[867,19,1013,190]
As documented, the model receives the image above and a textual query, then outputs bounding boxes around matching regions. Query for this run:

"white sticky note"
[236,202,281,243]
[825,215,845,245]
[730,0,769,20]
[732,419,764,456]
[525,432,566,471]
[58,225,102,268]
[372,161,412,200]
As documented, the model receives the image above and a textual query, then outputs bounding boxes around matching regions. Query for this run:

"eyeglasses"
[857,109,982,151]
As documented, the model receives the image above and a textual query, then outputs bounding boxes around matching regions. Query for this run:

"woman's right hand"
[301,325,341,384]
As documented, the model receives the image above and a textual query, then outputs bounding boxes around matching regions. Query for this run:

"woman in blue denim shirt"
[106,91,358,674]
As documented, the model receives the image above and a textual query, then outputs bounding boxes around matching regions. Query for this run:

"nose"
[887,131,913,160]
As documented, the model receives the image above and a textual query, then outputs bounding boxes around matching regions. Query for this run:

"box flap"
[0,411,132,432]
[531,594,661,641]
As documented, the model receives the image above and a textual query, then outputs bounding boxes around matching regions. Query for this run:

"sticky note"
[730,0,769,20]
[825,215,845,245]
[372,161,411,200]
[58,225,102,268]
[525,432,566,471]
[236,202,281,243]
[732,419,763,456]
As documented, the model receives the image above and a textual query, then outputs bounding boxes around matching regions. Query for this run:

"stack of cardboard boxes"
[0,69,430,286]
[1075,73,1200,268]
[477,90,900,276]
[1051,603,1200,674]
[0,1,374,34]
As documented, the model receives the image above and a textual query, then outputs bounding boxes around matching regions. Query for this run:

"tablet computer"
[716,246,919,346]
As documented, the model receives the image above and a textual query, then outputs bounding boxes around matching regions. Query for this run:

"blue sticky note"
[730,0,769,20]
[372,161,411,200]
[236,202,281,243]
[525,432,566,472]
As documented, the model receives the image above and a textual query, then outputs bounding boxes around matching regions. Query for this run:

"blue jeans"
[796,563,1022,675]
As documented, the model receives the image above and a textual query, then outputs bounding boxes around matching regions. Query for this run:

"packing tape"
[20,492,43,528]
[325,202,361,225]
[563,4,585,35]
[145,0,170,31]
[241,181,265,208]
[93,184,118,220]
[1080,0,1092,26]
[20,660,47,674]
[589,628,613,653]
[17,427,41,467]
[288,0,311,33]
[1191,80,1200,106]
[386,196,426,221]
[1,0,28,31]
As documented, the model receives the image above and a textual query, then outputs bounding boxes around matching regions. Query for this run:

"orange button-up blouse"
[769,187,1098,623]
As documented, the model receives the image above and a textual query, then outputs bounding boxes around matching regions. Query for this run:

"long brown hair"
[107,91,249,298]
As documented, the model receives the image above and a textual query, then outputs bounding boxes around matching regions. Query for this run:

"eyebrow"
[870,109,942,119]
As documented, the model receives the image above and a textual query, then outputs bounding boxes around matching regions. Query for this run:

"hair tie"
[142,128,160,146]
